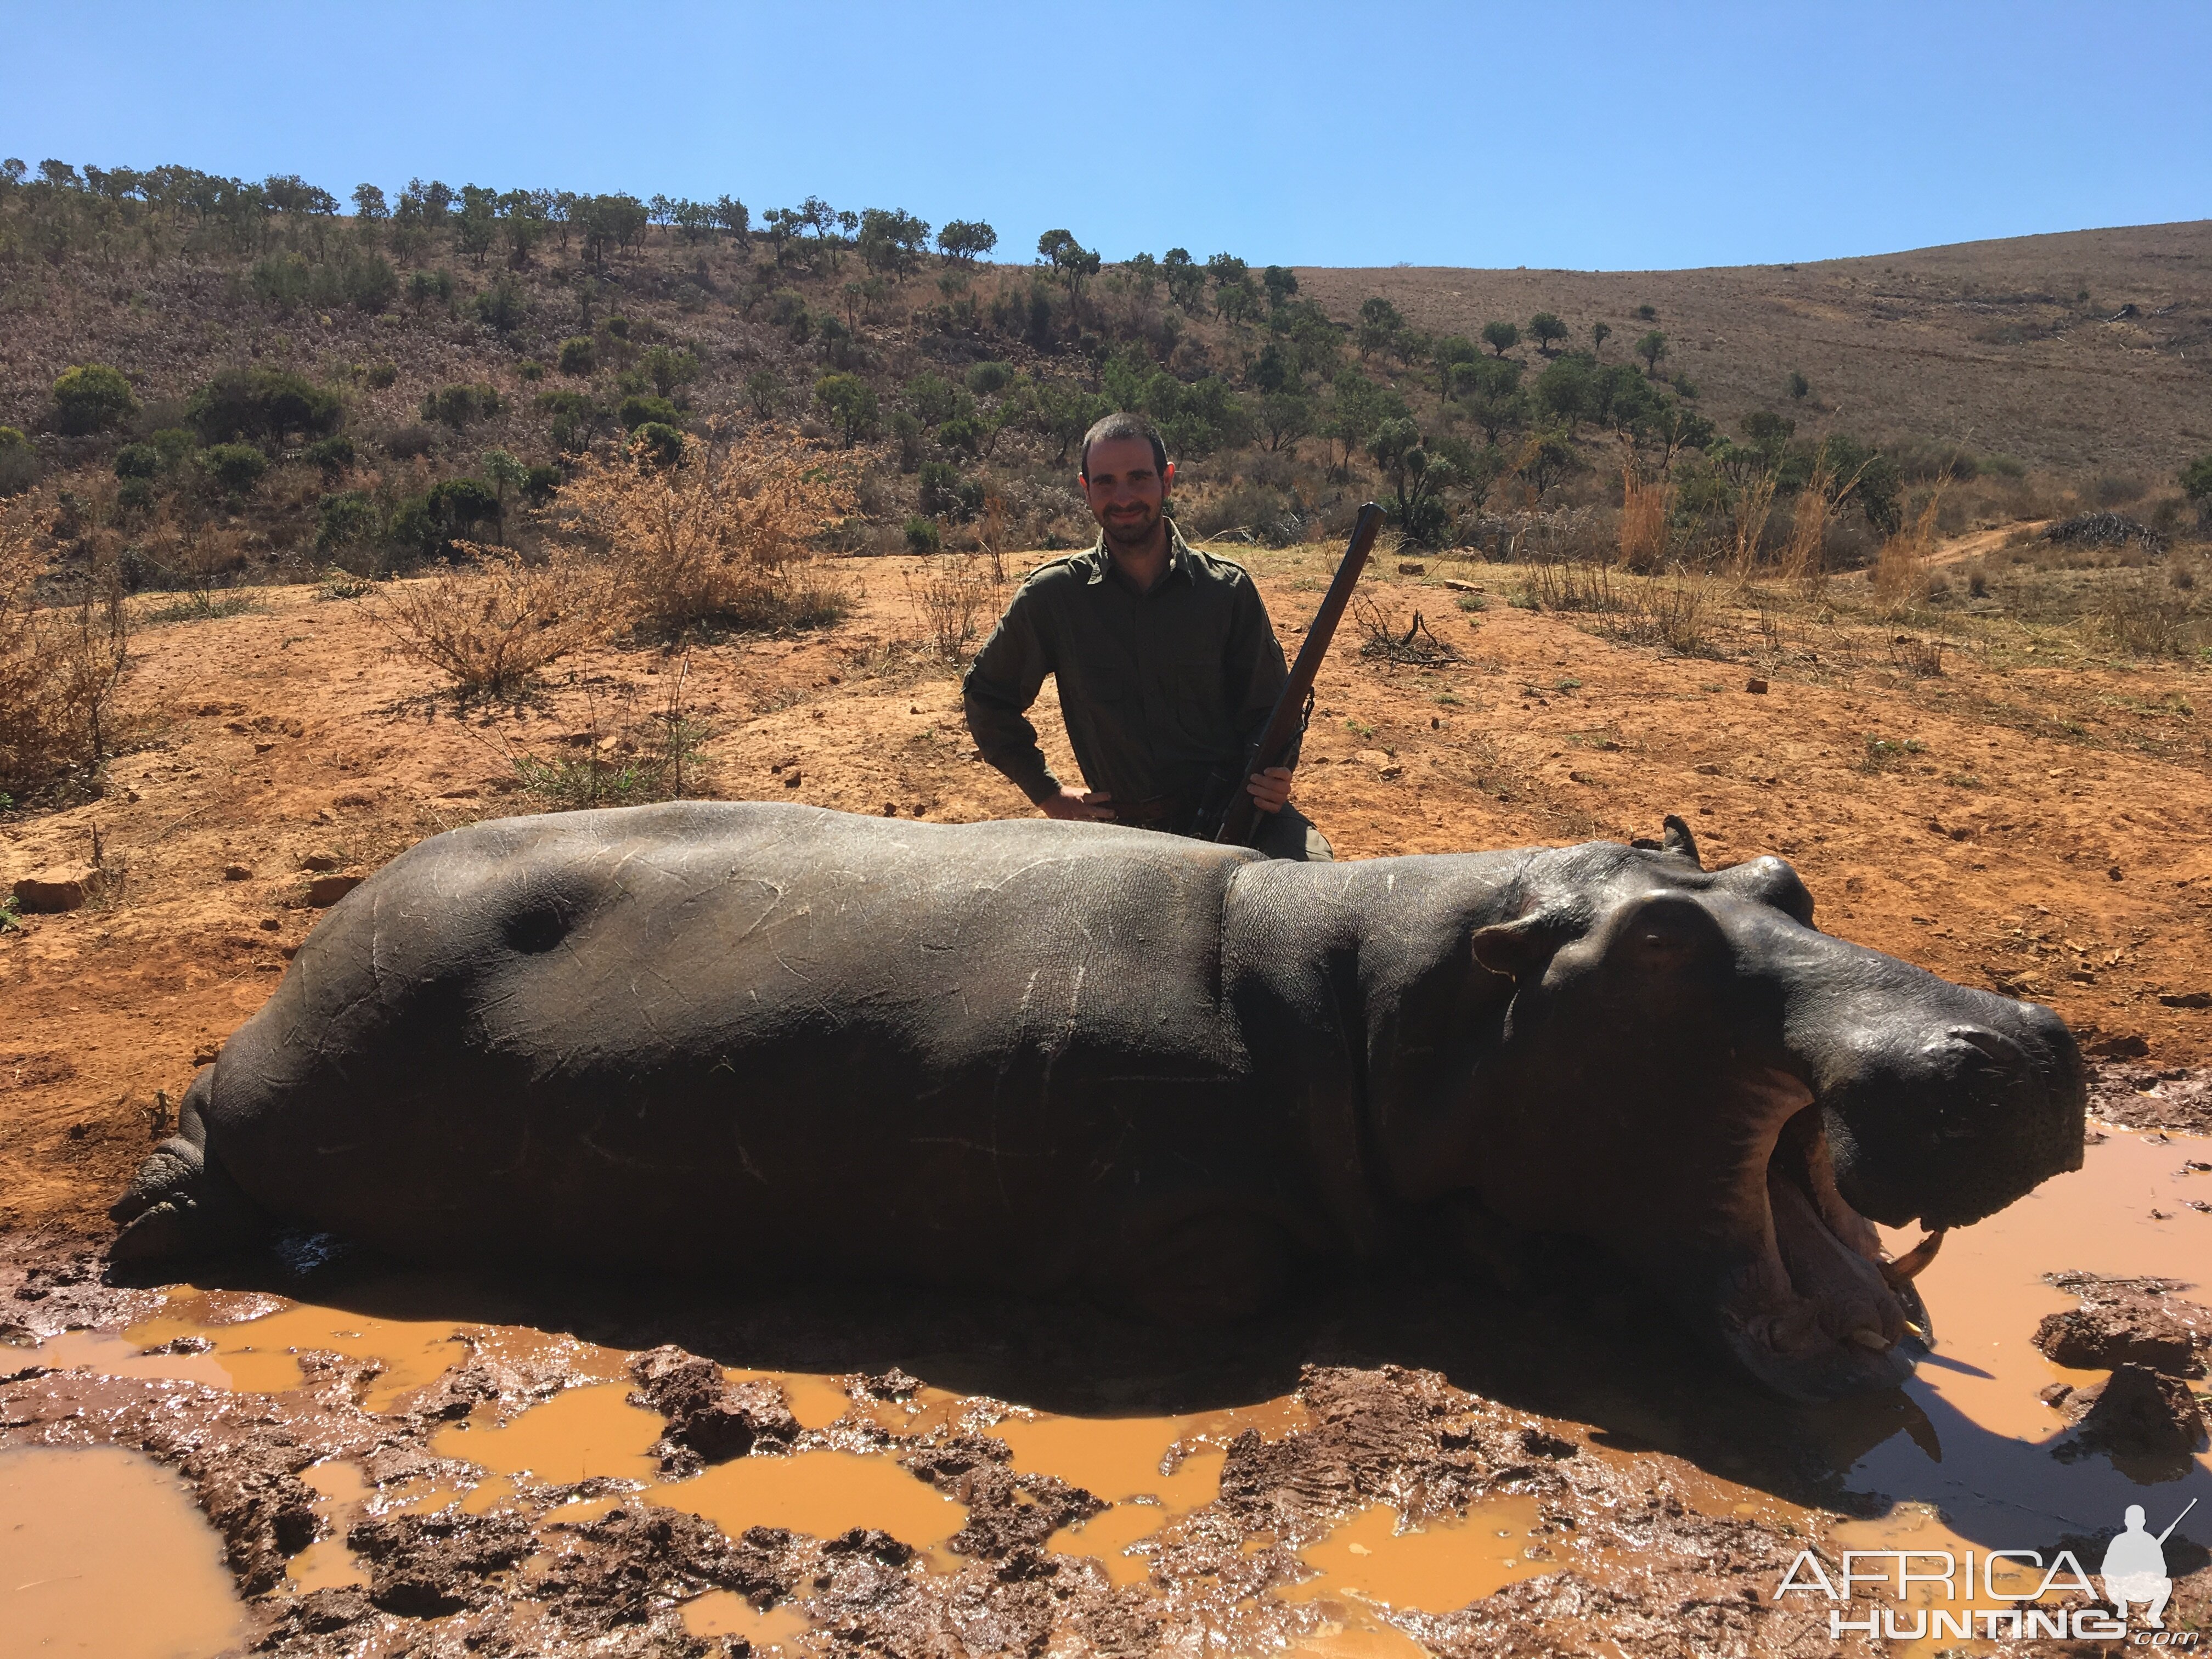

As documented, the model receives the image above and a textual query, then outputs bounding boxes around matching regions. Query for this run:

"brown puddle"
[1,1444,251,1659]
[18,1124,2212,1649]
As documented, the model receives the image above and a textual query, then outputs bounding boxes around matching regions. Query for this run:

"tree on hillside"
[1037,228,1101,313]
[1451,357,1526,444]
[1356,296,1406,359]
[51,364,137,435]
[1636,329,1668,375]
[1530,312,1568,355]
[1590,320,1611,356]
[714,195,750,244]
[1481,319,1520,357]
[2183,455,2212,527]
[859,208,932,276]
[1787,369,1810,401]
[815,373,879,446]
[1259,391,1313,452]
[1262,265,1298,309]
[351,183,388,227]
[938,219,996,261]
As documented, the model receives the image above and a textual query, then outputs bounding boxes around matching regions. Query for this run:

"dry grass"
[1727,472,1779,578]
[1873,487,1947,611]
[905,555,996,661]
[1598,572,1720,657]
[0,497,131,798]
[1778,454,1845,591]
[560,428,856,638]
[1618,453,1672,573]
[373,545,613,695]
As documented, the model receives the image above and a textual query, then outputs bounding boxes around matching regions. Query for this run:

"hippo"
[111,801,2084,1401]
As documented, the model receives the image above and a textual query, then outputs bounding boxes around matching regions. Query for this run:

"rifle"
[1199,501,1386,847]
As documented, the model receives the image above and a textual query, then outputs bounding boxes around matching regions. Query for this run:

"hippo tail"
[108,1064,265,1262]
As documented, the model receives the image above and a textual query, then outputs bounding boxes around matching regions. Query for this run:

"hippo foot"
[108,1068,264,1263]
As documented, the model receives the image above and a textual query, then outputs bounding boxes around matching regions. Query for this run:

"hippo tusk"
[1881,1229,1946,1284]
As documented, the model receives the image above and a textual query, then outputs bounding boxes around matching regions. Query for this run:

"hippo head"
[1418,818,2085,1402]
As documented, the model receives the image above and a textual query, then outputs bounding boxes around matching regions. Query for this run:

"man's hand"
[1040,786,1116,822]
[1245,766,1294,815]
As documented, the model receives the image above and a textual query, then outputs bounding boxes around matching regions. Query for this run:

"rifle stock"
[1210,501,1386,847]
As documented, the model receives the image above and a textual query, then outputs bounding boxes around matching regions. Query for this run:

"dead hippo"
[111,802,2084,1401]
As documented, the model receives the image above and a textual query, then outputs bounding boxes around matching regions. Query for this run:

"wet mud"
[9,1091,2212,1652]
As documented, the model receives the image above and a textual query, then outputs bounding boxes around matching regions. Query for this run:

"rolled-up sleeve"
[962,588,1060,804]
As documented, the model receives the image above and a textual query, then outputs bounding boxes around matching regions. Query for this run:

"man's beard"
[1098,500,1161,550]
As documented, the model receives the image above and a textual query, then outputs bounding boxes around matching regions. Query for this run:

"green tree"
[641,345,699,400]
[1533,354,1596,431]
[199,443,267,497]
[1036,228,1101,314]
[190,366,342,444]
[631,422,685,468]
[1324,370,1410,472]
[1787,369,1810,401]
[1530,312,1569,355]
[745,370,782,419]
[482,448,529,543]
[473,277,527,334]
[937,219,997,261]
[1261,265,1299,309]
[966,361,1015,396]
[1519,430,1582,499]
[1258,391,1314,452]
[1636,330,1668,375]
[814,373,879,446]
[2183,455,2212,527]
[617,394,680,430]
[422,382,503,431]
[1481,320,1520,358]
[904,372,963,428]
[1452,358,1527,444]
[115,442,160,480]
[1356,296,1406,359]
[1034,381,1109,464]
[1590,320,1611,356]
[858,207,932,275]
[50,363,137,435]
[1159,248,1205,311]
[454,184,498,266]
[557,336,596,376]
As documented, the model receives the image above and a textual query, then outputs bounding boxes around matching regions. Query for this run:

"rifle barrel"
[1214,503,1386,847]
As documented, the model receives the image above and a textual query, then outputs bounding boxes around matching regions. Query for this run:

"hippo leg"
[109,1066,264,1262]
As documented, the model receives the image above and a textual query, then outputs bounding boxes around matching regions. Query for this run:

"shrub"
[114,443,160,481]
[814,374,879,446]
[1,503,131,794]
[633,421,685,467]
[422,382,501,430]
[383,424,439,459]
[199,443,268,496]
[558,336,596,376]
[117,478,156,512]
[51,364,138,435]
[967,361,1015,396]
[190,366,342,444]
[473,278,527,334]
[317,490,377,553]
[2183,455,2212,528]
[0,428,34,497]
[517,359,545,382]
[374,546,613,693]
[365,360,399,390]
[617,394,680,431]
[904,515,942,554]
[557,428,856,636]
[303,435,356,481]
[523,464,562,504]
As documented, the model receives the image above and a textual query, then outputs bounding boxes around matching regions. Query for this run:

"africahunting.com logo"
[1773,1500,2197,1643]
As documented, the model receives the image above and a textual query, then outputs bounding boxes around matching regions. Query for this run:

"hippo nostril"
[505,906,570,955]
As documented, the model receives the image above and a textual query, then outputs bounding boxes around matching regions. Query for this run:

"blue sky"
[2,0,2205,272]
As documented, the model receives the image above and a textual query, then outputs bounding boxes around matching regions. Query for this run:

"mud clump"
[2047,1363,2208,1458]
[2035,1272,2210,1374]
[628,1344,800,1472]
[537,1504,791,1624]
[348,1509,534,1616]
[2087,1062,2212,1133]
[185,1440,323,1595]
[901,1431,1105,1561]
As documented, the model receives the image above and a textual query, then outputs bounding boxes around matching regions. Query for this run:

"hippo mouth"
[1717,1077,1943,1401]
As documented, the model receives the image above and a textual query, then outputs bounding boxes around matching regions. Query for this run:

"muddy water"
[19,1124,2212,1650]
[0,1446,250,1659]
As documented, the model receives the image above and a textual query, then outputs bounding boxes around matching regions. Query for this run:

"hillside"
[1301,220,2212,478]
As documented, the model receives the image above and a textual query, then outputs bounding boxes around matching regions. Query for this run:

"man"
[963,411,1330,861]
[2101,1504,2175,1629]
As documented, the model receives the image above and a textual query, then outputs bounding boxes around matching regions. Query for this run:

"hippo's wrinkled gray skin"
[111,802,2084,1402]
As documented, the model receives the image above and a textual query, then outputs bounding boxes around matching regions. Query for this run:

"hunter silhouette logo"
[1774,1497,2201,1641]
[2104,1500,2194,1629]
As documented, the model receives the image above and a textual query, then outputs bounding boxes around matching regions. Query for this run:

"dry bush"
[1727,472,1780,577]
[1527,555,1619,612]
[560,428,856,637]
[1354,596,1461,664]
[0,498,131,798]
[1598,573,1719,657]
[905,555,994,660]
[1618,454,1672,573]
[1779,455,1844,590]
[2095,573,2206,658]
[375,544,613,694]
[1873,487,1946,610]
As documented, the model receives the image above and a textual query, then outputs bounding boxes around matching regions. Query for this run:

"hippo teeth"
[1880,1228,1946,1284]
[1848,1327,1891,1351]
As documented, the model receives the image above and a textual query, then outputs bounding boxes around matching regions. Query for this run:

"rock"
[1354,749,1391,770]
[1443,578,1481,592]
[2034,1295,2201,1375]
[12,865,103,913]
[1744,678,1770,695]
[1397,561,1427,575]
[2092,1033,2152,1060]
[307,873,362,907]
[782,771,802,788]
[300,850,343,872]
[2161,992,2212,1010]
[2066,1363,2207,1456]
[223,864,253,882]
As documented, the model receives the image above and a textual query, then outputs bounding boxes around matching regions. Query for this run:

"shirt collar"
[1084,518,1195,589]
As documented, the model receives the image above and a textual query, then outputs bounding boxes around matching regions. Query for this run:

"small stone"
[307,873,362,907]
[2110,867,2124,882]
[1745,677,1770,695]
[782,771,802,789]
[884,803,898,816]
[253,740,277,754]
[258,917,281,931]
[300,851,343,872]
[223,864,254,882]
[1397,561,1426,575]
[12,865,102,913]
[2160,992,2212,1009]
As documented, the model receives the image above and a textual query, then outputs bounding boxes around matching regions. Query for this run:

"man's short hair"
[1079,412,1167,481]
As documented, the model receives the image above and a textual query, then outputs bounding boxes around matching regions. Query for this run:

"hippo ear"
[1472,911,1575,981]
[1661,815,1702,868]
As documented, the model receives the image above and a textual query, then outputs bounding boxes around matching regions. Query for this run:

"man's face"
[1080,436,1172,550]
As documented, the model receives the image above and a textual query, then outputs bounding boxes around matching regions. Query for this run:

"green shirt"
[962,521,1293,831]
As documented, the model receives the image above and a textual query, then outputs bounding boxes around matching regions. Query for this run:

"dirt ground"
[4,540,2212,1654]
